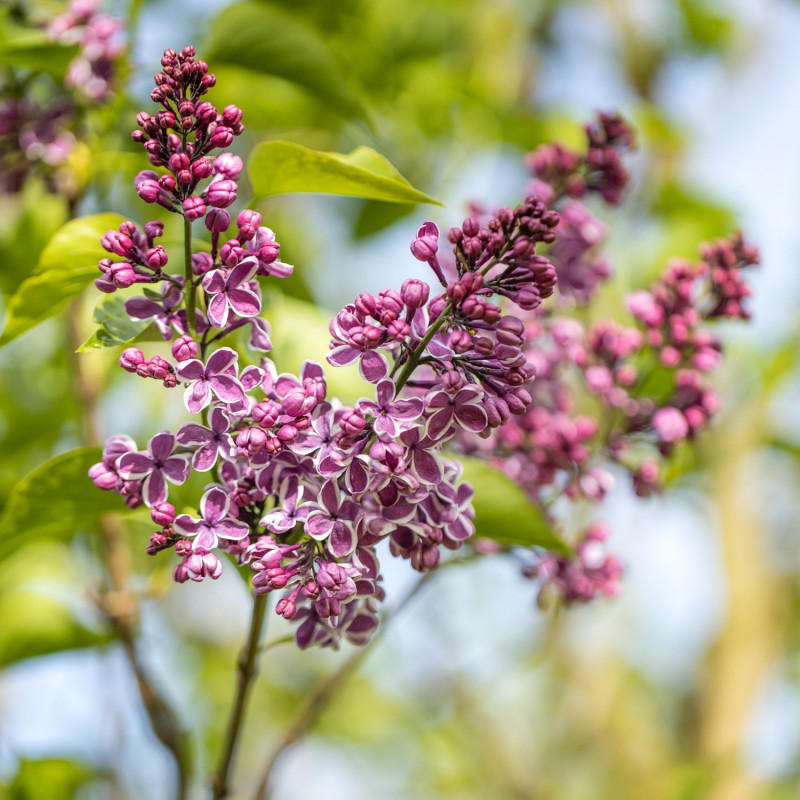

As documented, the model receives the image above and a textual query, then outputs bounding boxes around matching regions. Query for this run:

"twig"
[253,570,436,800]
[211,592,269,799]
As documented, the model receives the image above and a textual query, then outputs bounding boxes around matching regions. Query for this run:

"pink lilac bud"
[401,278,429,310]
[220,239,243,267]
[213,152,243,179]
[151,501,176,526]
[120,347,145,373]
[252,400,281,428]
[137,179,161,203]
[206,179,237,208]
[89,462,119,490]
[146,355,171,381]
[237,427,268,456]
[448,330,471,354]
[237,210,261,242]
[172,335,198,362]
[210,126,234,148]
[340,409,367,436]
[222,105,243,126]
[163,373,177,389]
[109,262,137,289]
[183,196,206,221]
[652,407,689,443]
[192,158,213,179]
[168,153,189,173]
[101,230,133,257]
[205,208,231,232]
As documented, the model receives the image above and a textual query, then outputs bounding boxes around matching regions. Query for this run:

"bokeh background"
[1,0,799,798]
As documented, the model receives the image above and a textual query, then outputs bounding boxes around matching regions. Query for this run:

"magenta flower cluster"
[89,46,757,642]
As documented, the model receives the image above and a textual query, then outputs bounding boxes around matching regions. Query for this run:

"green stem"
[184,217,197,339]
[211,592,269,800]
[392,304,451,397]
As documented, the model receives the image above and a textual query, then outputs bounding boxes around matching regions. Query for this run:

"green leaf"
[4,758,97,798]
[77,293,160,351]
[249,141,442,205]
[205,1,367,121]
[0,26,79,79]
[458,456,570,554]
[0,447,125,559]
[0,212,126,347]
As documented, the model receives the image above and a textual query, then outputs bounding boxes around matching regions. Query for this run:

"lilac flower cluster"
[457,122,758,607]
[0,0,123,194]
[91,47,567,649]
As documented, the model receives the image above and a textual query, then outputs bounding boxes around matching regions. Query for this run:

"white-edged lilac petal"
[444,517,474,541]
[142,469,167,507]
[375,379,393,406]
[329,522,357,558]
[194,527,217,551]
[209,374,245,404]
[209,407,230,434]
[359,350,387,383]
[228,287,261,317]
[228,258,259,288]
[412,448,442,484]
[454,404,488,433]
[239,366,265,392]
[117,452,153,479]
[202,269,227,295]
[319,480,340,514]
[200,487,229,525]
[192,442,219,472]
[176,359,204,382]
[306,513,334,540]
[177,422,212,446]
[214,518,250,541]
[426,407,453,440]
[345,459,369,495]
[206,347,239,374]
[207,292,230,328]
[149,431,175,462]
[162,455,190,484]
[426,390,450,409]
[260,508,295,534]
[173,514,202,537]
[391,398,423,419]
[327,345,360,367]
[248,318,272,352]
[184,380,211,414]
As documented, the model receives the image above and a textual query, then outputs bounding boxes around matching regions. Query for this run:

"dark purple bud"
[159,175,176,192]
[183,197,206,221]
[210,126,234,148]
[462,217,480,237]
[410,221,439,262]
[137,179,161,203]
[205,208,231,233]
[222,105,243,126]
[144,221,164,240]
[191,158,213,179]
[495,316,525,346]
[195,101,216,122]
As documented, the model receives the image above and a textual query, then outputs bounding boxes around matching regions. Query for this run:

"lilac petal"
[249,318,272,352]
[239,366,264,392]
[209,407,230,435]
[149,431,175,462]
[192,442,219,472]
[327,345,360,367]
[390,398,423,419]
[345,459,369,495]
[185,380,211,414]
[275,375,300,397]
[202,269,227,295]
[319,480,340,513]
[373,415,397,436]
[209,374,245,404]
[426,390,450,409]
[194,527,217,551]
[375,379,393,406]
[306,513,334,540]
[355,548,379,579]
[455,404,488,433]
[117,452,153,479]
[214,518,250,541]
[124,297,161,321]
[143,470,167,507]
[206,347,239,375]
[207,292,229,328]
[228,258,259,288]
[445,517,474,542]
[329,522,357,558]
[382,499,416,523]
[173,515,202,537]
[228,287,261,318]
[346,612,378,644]
[261,509,295,534]
[426,407,453,440]
[162,456,190,484]
[412,448,442,484]
[177,359,204,382]
[177,422,212,446]
[201,487,230,525]
[359,351,388,383]
[456,385,484,404]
